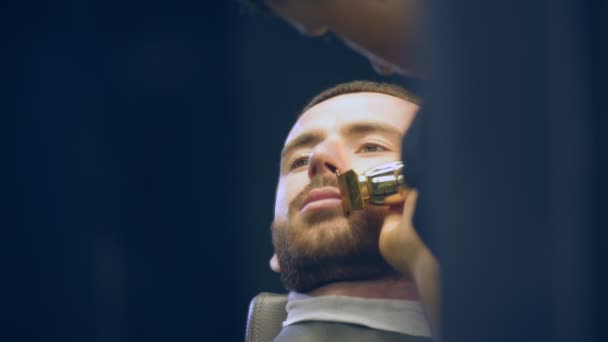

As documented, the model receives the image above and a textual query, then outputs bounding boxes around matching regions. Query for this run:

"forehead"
[285,92,418,144]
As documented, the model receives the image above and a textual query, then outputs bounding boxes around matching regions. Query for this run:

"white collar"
[283,292,432,338]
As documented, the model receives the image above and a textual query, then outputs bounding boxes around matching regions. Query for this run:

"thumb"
[379,189,421,274]
[384,188,419,226]
[403,189,419,221]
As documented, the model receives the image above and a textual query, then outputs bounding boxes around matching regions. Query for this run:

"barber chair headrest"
[245,292,288,342]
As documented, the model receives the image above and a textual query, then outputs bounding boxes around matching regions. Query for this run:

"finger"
[403,189,419,220]
[386,202,405,216]
[382,208,404,232]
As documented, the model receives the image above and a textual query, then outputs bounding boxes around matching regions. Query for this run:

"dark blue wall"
[5,1,415,341]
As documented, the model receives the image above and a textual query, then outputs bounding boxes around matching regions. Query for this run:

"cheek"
[274,174,308,218]
[274,181,288,219]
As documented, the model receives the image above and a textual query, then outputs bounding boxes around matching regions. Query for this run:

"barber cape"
[273,292,432,342]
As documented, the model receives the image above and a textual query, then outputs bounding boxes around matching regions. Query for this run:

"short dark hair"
[299,81,421,117]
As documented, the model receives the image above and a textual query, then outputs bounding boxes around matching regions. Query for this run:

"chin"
[297,207,345,225]
[292,218,362,256]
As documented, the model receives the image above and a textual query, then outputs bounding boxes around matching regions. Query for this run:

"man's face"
[263,0,420,76]
[272,92,418,291]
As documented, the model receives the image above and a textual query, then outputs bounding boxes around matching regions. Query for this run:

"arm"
[327,0,427,78]
[263,0,427,78]
[379,190,441,340]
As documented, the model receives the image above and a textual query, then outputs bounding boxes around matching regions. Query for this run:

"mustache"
[289,175,340,211]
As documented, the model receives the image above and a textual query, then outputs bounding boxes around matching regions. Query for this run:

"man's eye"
[290,157,309,170]
[359,143,388,153]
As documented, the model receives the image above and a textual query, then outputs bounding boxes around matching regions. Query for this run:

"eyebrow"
[280,121,403,161]
[341,121,402,138]
[281,130,325,160]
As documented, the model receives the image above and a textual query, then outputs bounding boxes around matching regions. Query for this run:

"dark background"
[5,1,606,342]
[6,1,416,341]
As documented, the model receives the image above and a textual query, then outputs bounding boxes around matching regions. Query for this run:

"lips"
[299,187,342,212]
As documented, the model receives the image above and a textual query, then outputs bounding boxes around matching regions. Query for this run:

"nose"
[307,139,351,180]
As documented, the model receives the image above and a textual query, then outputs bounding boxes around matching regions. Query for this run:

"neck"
[304,274,420,301]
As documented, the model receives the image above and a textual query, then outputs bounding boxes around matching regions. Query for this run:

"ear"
[269,254,281,273]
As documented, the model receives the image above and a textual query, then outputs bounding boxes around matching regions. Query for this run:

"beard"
[271,175,397,292]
